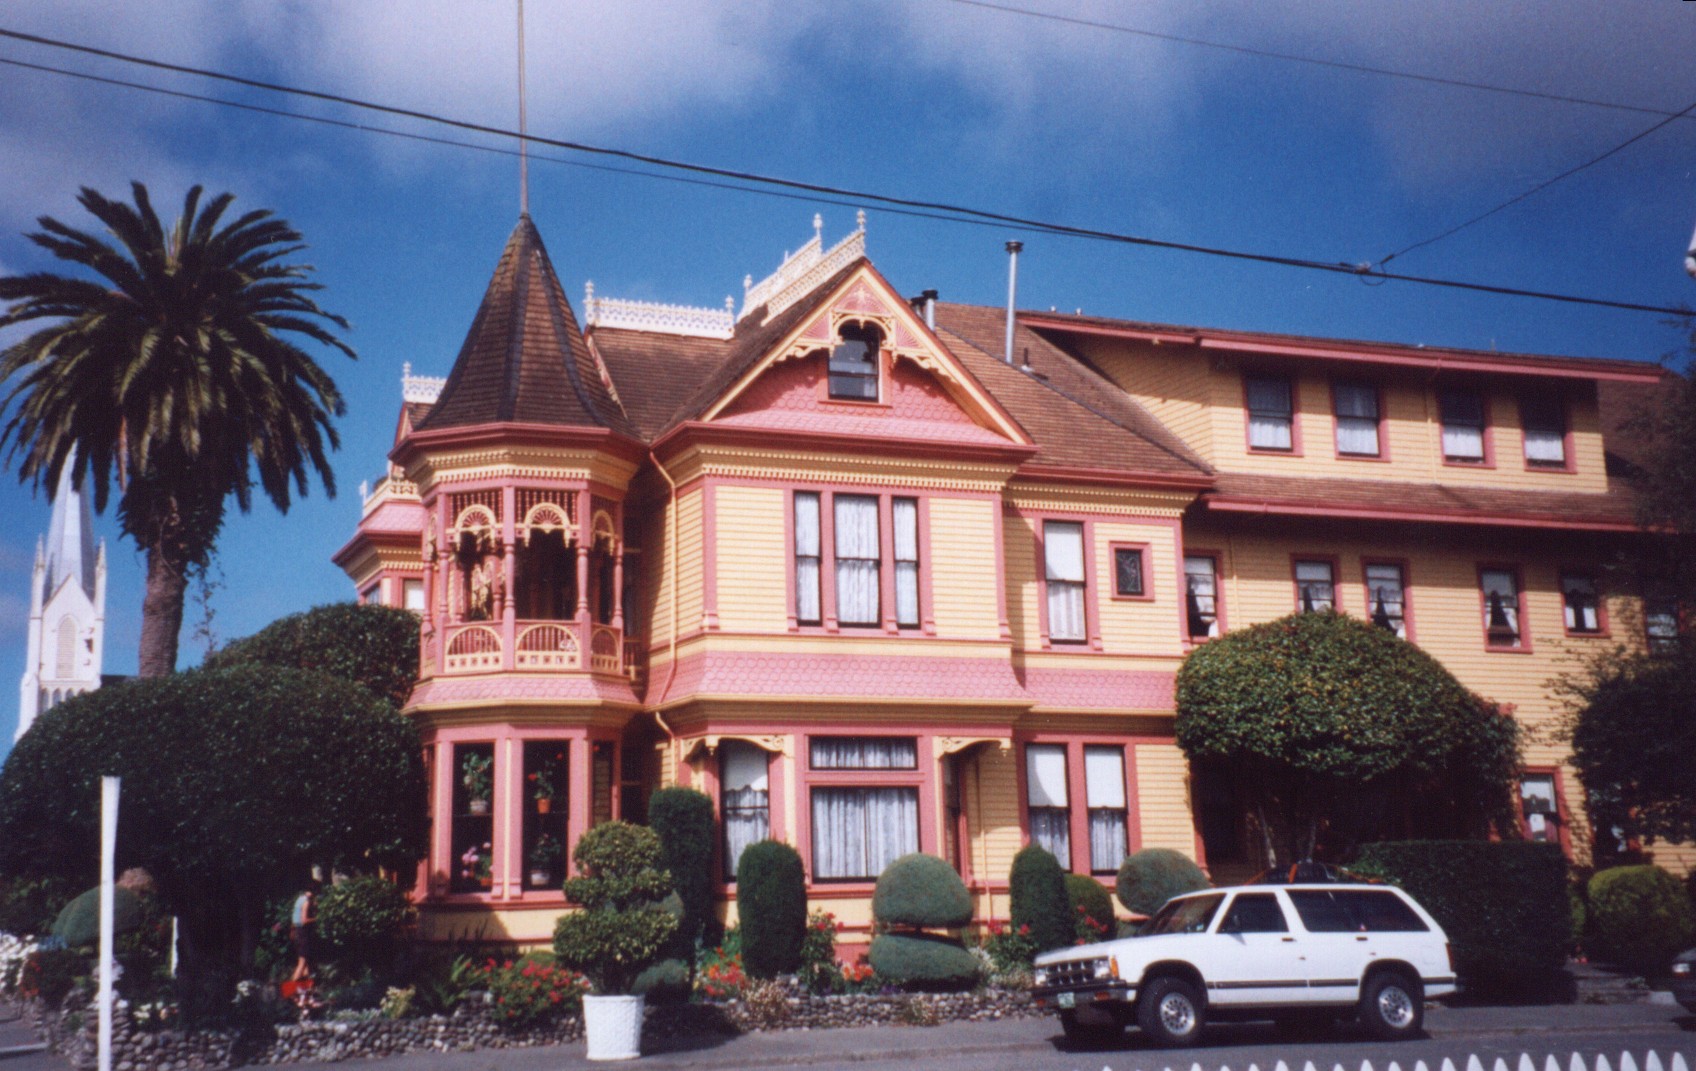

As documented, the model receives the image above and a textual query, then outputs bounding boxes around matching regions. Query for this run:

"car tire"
[1137,976,1206,1048]
[1359,970,1423,1041]
[1060,1009,1124,1046]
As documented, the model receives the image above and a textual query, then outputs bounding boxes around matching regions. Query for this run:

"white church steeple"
[16,460,106,742]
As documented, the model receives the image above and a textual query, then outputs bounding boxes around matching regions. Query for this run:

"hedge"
[872,854,972,929]
[736,840,807,978]
[1116,848,1208,917]
[1587,865,1696,976]
[1351,840,1569,991]
[647,787,718,955]
[1009,845,1073,952]
[866,931,980,989]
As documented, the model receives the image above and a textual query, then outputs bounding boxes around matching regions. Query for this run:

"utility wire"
[936,0,1696,122]
[0,26,1689,317]
[1378,97,1696,267]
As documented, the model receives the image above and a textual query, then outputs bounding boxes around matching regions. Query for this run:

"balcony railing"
[437,620,640,679]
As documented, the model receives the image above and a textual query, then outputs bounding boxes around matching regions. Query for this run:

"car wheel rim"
[1160,993,1196,1035]
[1377,985,1415,1029]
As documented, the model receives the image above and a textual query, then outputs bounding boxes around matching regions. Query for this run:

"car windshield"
[1139,893,1224,936]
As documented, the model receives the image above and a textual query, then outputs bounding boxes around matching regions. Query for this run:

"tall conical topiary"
[1009,844,1072,951]
[737,839,806,978]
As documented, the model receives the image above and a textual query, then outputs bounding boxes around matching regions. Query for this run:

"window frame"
[1559,570,1607,637]
[1361,558,1414,641]
[1478,563,1531,652]
[1519,394,1574,472]
[893,496,921,628]
[788,487,929,634]
[719,740,772,882]
[1023,742,1072,870]
[1292,555,1340,614]
[1083,744,1129,875]
[1645,597,1681,656]
[824,322,884,403]
[1243,373,1300,454]
[1183,551,1225,644]
[1034,515,1100,650]
[1109,541,1153,602]
[803,733,926,886]
[1330,380,1385,460]
[1438,387,1493,467]
[833,493,882,628]
[1518,768,1571,854]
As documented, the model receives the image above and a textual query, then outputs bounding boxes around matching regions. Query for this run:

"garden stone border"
[8,987,1039,1070]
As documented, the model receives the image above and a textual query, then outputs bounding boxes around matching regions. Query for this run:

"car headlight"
[1093,958,1113,980]
[1032,967,1049,987]
[1673,962,1692,977]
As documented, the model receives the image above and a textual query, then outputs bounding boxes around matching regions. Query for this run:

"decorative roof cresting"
[583,282,735,340]
[742,212,866,323]
[402,362,446,404]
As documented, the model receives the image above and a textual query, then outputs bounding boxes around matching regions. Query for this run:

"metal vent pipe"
[1003,241,1023,364]
[922,289,938,330]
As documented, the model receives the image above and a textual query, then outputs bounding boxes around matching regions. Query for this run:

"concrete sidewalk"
[4,1002,1689,1071]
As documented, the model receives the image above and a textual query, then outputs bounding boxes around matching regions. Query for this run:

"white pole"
[98,776,119,1071]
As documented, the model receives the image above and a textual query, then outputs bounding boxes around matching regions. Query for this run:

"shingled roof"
[418,216,635,437]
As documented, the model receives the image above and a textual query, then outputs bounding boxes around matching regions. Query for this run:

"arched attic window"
[827,322,882,401]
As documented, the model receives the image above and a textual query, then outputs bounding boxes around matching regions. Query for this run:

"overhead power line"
[0,26,1689,318]
[935,0,1695,122]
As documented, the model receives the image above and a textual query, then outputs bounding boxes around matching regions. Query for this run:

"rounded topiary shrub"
[554,821,677,995]
[1587,865,1696,975]
[1009,844,1073,952]
[1116,848,1209,917]
[873,853,972,929]
[1065,873,1115,943]
[867,931,981,989]
[51,886,142,947]
[737,839,807,978]
[317,874,414,969]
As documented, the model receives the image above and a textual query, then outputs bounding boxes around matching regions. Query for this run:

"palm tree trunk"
[139,541,188,677]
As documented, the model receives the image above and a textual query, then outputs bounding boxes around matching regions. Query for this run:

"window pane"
[1088,810,1126,873]
[1247,376,1293,450]
[1026,744,1069,806]
[1522,397,1566,464]
[1084,746,1126,808]
[1287,890,1355,933]
[403,579,425,612]
[1440,390,1485,460]
[1114,547,1144,596]
[1221,893,1288,934]
[795,492,821,624]
[1481,568,1520,642]
[1365,564,1406,638]
[1295,560,1334,612]
[1029,809,1071,870]
[894,498,919,627]
[811,787,918,880]
[1335,384,1380,456]
[1044,522,1086,582]
[827,325,880,401]
[810,736,918,769]
[1185,556,1219,638]
[1334,384,1378,419]
[1336,891,1428,932]
[835,495,880,625]
[722,742,770,880]
[1647,599,1679,653]
[1562,574,1600,632]
[1048,581,1086,641]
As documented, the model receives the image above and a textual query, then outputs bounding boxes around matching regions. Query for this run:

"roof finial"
[813,213,823,243]
[856,209,866,232]
[516,0,529,216]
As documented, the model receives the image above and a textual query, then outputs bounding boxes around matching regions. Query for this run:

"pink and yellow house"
[335,213,1683,947]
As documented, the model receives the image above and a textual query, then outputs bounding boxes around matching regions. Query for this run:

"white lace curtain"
[1247,377,1293,449]
[795,493,821,623]
[1334,384,1379,455]
[1044,522,1086,641]
[835,495,880,625]
[809,736,916,769]
[1026,744,1071,868]
[811,787,918,880]
[1440,391,1485,459]
[1481,569,1519,636]
[721,742,770,880]
[1085,746,1127,873]
[893,498,919,627]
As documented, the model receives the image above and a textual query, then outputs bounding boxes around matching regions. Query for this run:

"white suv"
[1031,883,1456,1047]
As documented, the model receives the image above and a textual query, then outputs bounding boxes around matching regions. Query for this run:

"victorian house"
[335,211,1684,947]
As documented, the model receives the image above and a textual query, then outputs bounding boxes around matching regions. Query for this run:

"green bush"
[872,853,972,929]
[205,602,420,707]
[1009,845,1073,952]
[0,875,77,937]
[866,932,980,989]
[1352,840,1571,992]
[1587,865,1696,976]
[646,787,717,957]
[799,911,844,994]
[317,875,414,969]
[51,886,142,947]
[736,840,806,979]
[632,958,690,1002]
[1115,848,1208,917]
[22,947,87,1005]
[553,821,677,995]
[1065,874,1114,943]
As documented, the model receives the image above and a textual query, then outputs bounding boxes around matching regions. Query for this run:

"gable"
[702,265,1030,447]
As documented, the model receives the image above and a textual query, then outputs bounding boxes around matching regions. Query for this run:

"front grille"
[1044,957,1107,989]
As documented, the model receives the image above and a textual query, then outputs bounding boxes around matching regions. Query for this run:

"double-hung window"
[1561,572,1601,634]
[1246,375,1294,451]
[1084,746,1128,874]
[827,323,880,401]
[793,491,924,630]
[834,495,881,626]
[1519,773,1560,844]
[403,579,425,613]
[809,737,919,881]
[1185,555,1220,639]
[1521,396,1567,468]
[1364,563,1407,638]
[1043,521,1087,643]
[1439,389,1486,462]
[794,493,823,625]
[893,498,919,628]
[1333,383,1381,457]
[721,742,770,881]
[1294,559,1335,613]
[1025,744,1071,869]
[1646,599,1680,655]
[1481,568,1524,648]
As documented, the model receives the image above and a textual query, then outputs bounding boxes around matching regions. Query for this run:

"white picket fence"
[1134,1052,1692,1071]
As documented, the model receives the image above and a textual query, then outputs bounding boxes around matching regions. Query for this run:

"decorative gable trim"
[742,213,866,322]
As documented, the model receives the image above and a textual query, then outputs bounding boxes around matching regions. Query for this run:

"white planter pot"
[582,992,644,1061]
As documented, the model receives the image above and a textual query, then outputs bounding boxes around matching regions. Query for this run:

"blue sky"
[2,0,1694,753]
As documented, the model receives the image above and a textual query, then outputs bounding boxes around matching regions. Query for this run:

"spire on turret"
[42,459,97,604]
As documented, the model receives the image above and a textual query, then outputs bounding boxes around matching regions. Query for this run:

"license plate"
[1057,992,1076,1009]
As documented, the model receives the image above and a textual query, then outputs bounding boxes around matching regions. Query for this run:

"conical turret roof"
[418,216,632,435]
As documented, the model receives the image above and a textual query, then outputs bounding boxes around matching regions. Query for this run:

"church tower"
[16,462,107,741]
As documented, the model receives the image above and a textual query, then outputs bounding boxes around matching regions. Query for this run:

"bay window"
[1481,567,1524,648]
[792,490,926,630]
[1561,572,1601,634]
[1439,389,1486,462]
[1246,375,1294,450]
[809,736,919,881]
[1044,521,1087,643]
[1294,559,1335,613]
[720,742,770,881]
[1333,383,1380,457]
[1025,744,1071,869]
[1085,746,1128,874]
[1364,562,1407,638]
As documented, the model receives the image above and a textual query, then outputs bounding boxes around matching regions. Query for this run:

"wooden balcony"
[438,620,639,679]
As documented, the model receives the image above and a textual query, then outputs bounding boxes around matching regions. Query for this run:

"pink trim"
[1329,379,1388,462]
[1241,372,1303,456]
[917,496,937,635]
[1558,567,1610,638]
[656,650,1030,703]
[794,731,939,887]
[653,421,1037,468]
[1107,541,1155,602]
[1291,553,1343,614]
[1021,667,1176,710]
[1519,394,1577,474]
[879,494,898,633]
[784,493,803,629]
[1478,562,1533,653]
[1360,557,1416,642]
[1007,463,1212,492]
[702,479,720,629]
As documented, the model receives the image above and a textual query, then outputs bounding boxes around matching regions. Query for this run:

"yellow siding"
[1004,512,1040,651]
[968,743,1026,886]
[1094,520,1184,657]
[714,484,789,632]
[1077,339,1215,463]
[677,487,705,635]
[1134,742,1198,860]
[928,497,1003,640]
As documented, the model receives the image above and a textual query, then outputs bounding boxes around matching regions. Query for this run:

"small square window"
[1113,546,1145,597]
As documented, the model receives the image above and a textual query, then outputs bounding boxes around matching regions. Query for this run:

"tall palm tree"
[0,182,353,677]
